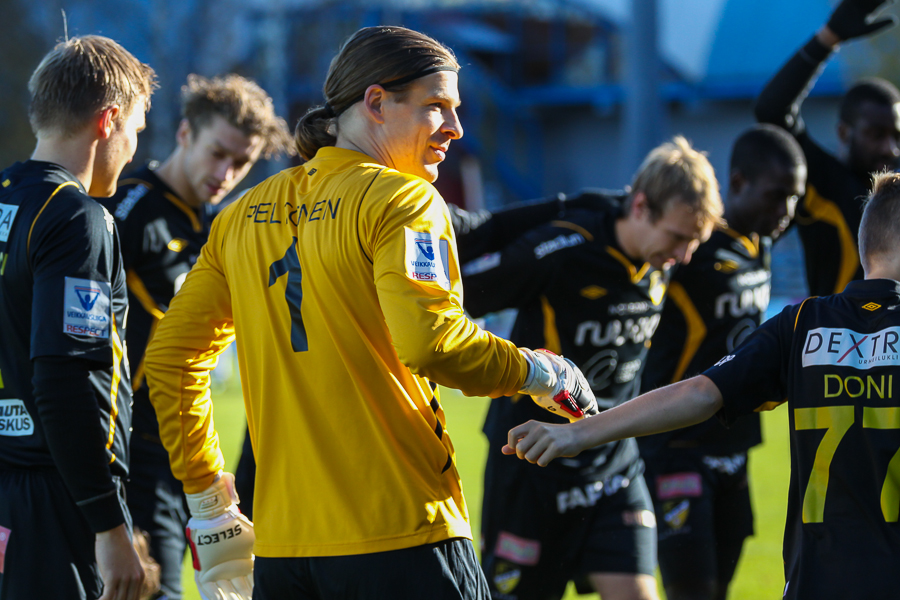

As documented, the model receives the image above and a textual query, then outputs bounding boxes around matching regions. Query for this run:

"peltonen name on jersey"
[404,229,450,290]
[802,326,900,370]
[246,198,341,226]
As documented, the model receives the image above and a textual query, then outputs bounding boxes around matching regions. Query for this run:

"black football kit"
[640,228,767,590]
[462,192,662,600]
[704,278,900,600]
[0,161,132,599]
[756,36,870,296]
[102,165,211,600]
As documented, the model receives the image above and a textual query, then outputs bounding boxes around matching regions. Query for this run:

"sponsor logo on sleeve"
[0,203,20,243]
[64,277,111,339]
[802,326,900,370]
[461,252,500,277]
[113,185,149,220]
[404,229,450,290]
[713,355,735,367]
[533,232,584,259]
[0,399,33,437]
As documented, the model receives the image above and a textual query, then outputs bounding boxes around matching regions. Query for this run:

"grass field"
[182,383,790,599]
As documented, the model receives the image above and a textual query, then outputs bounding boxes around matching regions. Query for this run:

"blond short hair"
[28,35,157,136]
[182,74,294,159]
[629,136,723,228]
[859,171,900,271]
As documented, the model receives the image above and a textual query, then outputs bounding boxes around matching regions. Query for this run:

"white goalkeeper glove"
[185,472,255,600]
[519,348,599,421]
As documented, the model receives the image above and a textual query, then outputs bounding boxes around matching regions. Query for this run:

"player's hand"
[185,472,255,600]
[96,523,146,600]
[518,348,598,421]
[503,419,586,466]
[827,0,897,41]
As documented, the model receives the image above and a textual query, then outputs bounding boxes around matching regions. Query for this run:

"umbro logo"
[863,302,881,312]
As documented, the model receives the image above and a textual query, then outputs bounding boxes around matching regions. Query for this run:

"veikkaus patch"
[404,229,450,290]
[0,203,19,243]
[0,399,33,437]
[64,277,111,339]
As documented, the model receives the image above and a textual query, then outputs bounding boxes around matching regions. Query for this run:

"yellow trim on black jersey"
[605,246,650,284]
[549,220,595,242]
[165,192,202,232]
[118,177,153,189]
[801,185,858,294]
[722,227,759,258]
[26,181,79,258]
[126,268,164,391]
[107,318,123,460]
[667,281,707,384]
[126,269,166,320]
[540,296,562,354]
[794,296,815,332]
[754,399,786,412]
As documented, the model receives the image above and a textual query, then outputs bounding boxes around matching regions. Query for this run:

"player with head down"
[639,124,807,600]
[462,136,722,600]
[506,171,900,599]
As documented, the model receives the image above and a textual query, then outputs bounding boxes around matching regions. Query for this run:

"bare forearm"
[576,375,723,447]
[505,375,723,466]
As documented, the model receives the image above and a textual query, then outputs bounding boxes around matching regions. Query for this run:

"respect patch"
[64,277,111,339]
[404,229,450,290]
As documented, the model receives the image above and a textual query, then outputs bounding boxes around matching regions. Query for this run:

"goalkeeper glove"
[519,348,599,421]
[185,472,255,600]
[827,0,897,41]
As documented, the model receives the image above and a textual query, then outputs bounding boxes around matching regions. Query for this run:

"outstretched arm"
[504,375,723,466]
[755,0,896,135]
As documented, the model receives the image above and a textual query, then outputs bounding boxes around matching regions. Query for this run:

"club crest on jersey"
[802,326,900,370]
[492,561,522,595]
[662,499,691,530]
[404,229,450,290]
[64,277,111,339]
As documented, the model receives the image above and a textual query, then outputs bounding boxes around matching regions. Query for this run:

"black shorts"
[254,538,489,600]
[480,455,657,600]
[0,468,129,600]
[644,451,754,587]
[125,433,189,600]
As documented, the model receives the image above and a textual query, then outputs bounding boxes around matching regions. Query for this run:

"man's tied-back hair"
[295,25,460,161]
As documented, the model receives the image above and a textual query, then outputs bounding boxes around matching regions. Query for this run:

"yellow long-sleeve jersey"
[145,147,529,557]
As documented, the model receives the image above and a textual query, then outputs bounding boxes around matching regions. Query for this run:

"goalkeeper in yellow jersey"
[144,25,595,599]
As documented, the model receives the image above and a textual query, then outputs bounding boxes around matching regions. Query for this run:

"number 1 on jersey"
[269,237,308,352]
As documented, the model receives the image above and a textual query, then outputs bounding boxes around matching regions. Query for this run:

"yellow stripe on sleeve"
[666,281,707,383]
[802,185,859,294]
